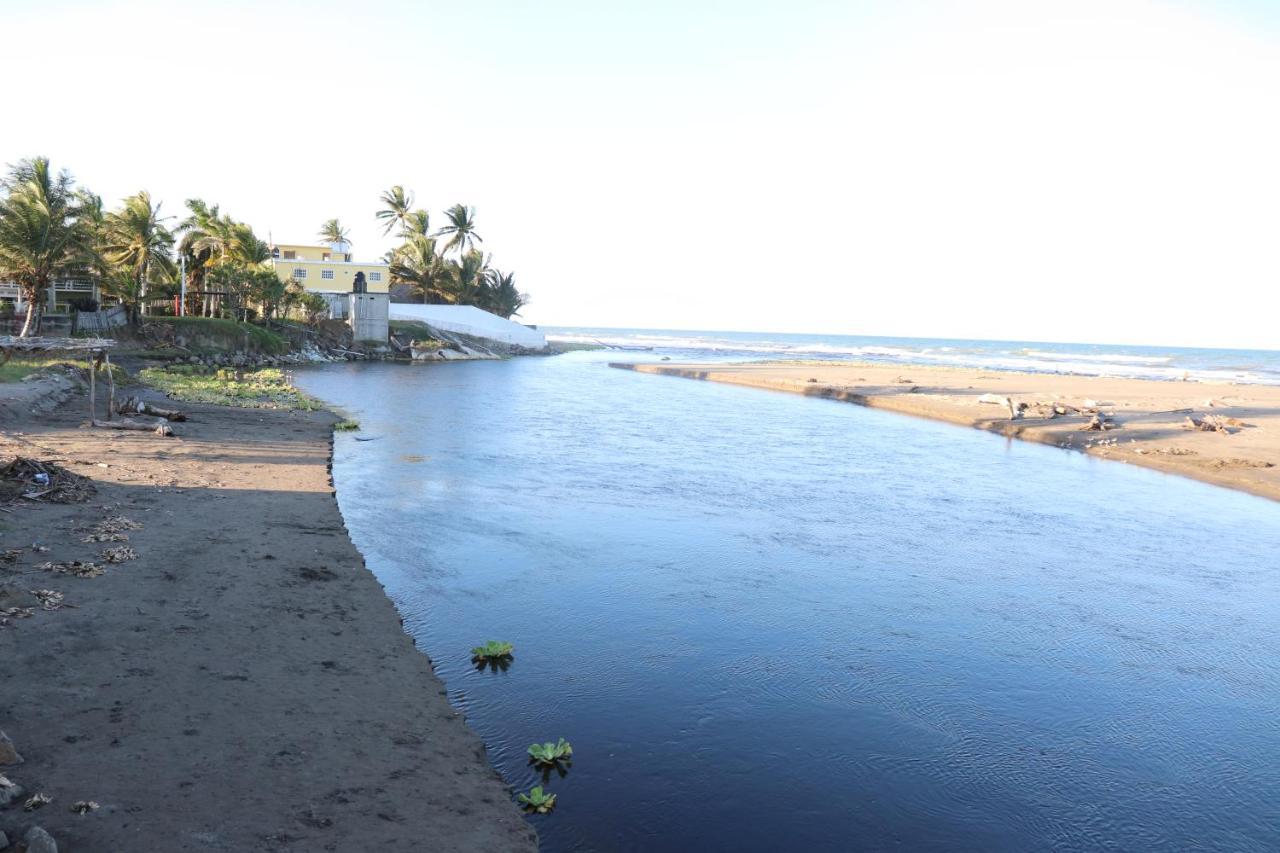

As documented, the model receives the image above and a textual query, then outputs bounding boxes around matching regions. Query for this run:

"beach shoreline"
[0,380,536,851]
[613,360,1280,502]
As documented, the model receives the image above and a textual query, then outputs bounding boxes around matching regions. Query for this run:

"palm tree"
[401,209,431,238]
[0,157,97,336]
[318,218,350,246]
[101,191,175,321]
[436,204,481,256]
[483,270,528,319]
[388,235,453,303]
[446,249,491,305]
[376,185,414,236]
[176,199,224,298]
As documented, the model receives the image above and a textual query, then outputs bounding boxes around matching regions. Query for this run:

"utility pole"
[179,255,186,317]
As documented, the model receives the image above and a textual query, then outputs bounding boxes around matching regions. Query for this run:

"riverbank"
[613,360,1280,501]
[0,381,536,851]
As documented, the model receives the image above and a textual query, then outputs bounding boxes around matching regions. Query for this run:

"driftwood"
[117,396,187,422]
[1184,414,1233,434]
[91,418,174,436]
[977,393,1019,420]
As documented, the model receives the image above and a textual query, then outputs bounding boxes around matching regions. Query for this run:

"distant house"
[0,277,100,314]
[269,241,389,317]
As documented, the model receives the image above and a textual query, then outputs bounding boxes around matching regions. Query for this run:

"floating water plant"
[470,640,514,662]
[527,738,573,767]
[334,420,360,432]
[517,785,556,814]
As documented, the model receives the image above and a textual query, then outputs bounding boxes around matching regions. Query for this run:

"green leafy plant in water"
[333,420,360,432]
[527,738,572,767]
[517,785,556,814]
[470,640,514,661]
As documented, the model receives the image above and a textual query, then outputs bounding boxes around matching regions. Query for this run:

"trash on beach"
[0,457,96,504]
[70,800,99,814]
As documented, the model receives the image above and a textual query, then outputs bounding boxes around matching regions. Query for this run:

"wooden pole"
[104,352,116,421]
[87,351,96,422]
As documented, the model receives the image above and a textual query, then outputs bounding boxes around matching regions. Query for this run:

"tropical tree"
[0,157,97,336]
[436,204,481,256]
[176,199,225,299]
[388,234,453,303]
[446,249,491,304]
[376,185,414,236]
[318,218,350,246]
[401,209,431,238]
[482,270,528,319]
[100,190,175,322]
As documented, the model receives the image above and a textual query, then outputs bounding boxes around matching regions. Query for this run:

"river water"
[296,352,1280,852]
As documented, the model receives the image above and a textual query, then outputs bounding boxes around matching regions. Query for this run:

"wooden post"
[87,351,96,422]
[104,351,116,421]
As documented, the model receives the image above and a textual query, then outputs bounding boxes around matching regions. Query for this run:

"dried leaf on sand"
[39,560,106,578]
[100,546,138,563]
[71,800,99,814]
[24,792,51,811]
[31,589,64,610]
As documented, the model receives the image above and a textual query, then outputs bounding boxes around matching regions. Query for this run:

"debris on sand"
[70,800,99,814]
[31,589,64,610]
[0,457,95,504]
[1184,414,1243,434]
[1080,413,1116,431]
[79,515,143,542]
[24,791,52,811]
[100,546,138,564]
[39,560,106,578]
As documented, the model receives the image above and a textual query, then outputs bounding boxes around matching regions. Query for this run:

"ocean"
[542,326,1280,384]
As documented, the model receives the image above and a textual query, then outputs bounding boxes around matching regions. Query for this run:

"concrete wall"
[349,293,389,343]
[388,304,547,349]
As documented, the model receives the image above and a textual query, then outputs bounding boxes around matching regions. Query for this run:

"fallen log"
[116,396,188,421]
[1081,413,1116,431]
[92,418,174,436]
[1184,414,1231,434]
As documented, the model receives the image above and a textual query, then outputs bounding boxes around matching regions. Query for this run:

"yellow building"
[269,242,390,296]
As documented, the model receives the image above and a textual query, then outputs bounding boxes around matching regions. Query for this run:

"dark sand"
[0,381,536,851]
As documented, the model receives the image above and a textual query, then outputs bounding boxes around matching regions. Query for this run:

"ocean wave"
[545,331,1280,385]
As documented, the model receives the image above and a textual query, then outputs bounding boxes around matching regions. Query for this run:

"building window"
[321,270,335,280]
[292,268,307,279]
[322,253,331,261]
[283,250,296,260]
[370,272,382,282]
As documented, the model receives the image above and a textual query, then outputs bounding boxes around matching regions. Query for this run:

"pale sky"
[3,0,1277,348]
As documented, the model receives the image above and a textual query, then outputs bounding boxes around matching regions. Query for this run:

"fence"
[74,305,128,334]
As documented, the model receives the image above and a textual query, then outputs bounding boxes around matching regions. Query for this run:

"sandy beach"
[613,361,1280,502]
[0,380,536,851]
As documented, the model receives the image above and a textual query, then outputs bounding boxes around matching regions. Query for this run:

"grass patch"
[0,357,128,385]
[146,317,290,354]
[140,365,321,410]
[333,419,360,431]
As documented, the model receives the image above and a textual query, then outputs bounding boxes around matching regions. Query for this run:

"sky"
[2,0,1278,348]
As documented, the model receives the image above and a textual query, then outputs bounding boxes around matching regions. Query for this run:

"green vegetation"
[470,640,514,661]
[0,357,126,385]
[381,187,529,318]
[527,738,573,767]
[334,419,360,431]
[517,786,556,814]
[141,365,320,410]
[148,317,289,354]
